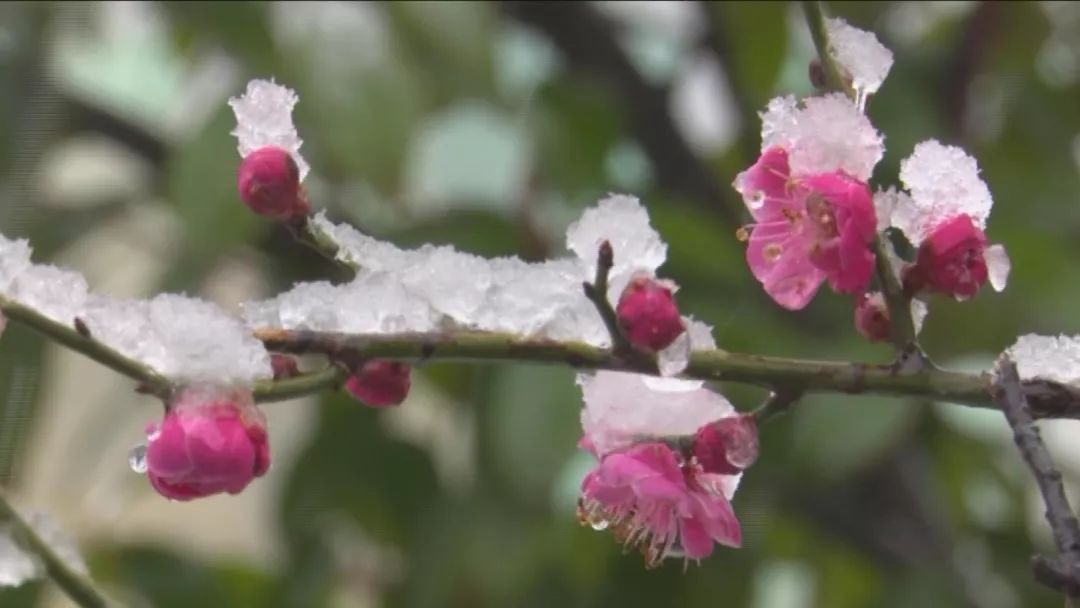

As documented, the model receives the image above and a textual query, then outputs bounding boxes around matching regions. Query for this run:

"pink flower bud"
[237,146,310,221]
[854,292,891,343]
[345,360,411,408]
[270,354,300,379]
[692,415,759,475]
[616,275,685,352]
[145,389,270,501]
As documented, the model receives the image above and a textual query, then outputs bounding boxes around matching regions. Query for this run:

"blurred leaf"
[280,391,439,548]
[161,106,267,291]
[93,545,272,608]
[710,2,788,106]
[485,365,580,506]
[790,394,922,480]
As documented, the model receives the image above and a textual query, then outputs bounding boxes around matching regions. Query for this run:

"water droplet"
[128,443,147,473]
[589,518,610,531]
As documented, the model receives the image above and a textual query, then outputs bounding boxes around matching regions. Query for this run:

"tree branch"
[0,299,173,400]
[251,327,1080,419]
[993,357,1080,597]
[0,488,116,608]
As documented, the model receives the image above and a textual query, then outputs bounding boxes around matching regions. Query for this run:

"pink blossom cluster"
[734,78,1008,339]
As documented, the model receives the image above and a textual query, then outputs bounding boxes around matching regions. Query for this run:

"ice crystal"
[826,18,894,97]
[228,79,309,181]
[896,140,993,244]
[1007,334,1080,387]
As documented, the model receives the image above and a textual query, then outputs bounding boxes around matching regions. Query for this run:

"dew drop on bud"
[589,518,611,531]
[128,443,148,473]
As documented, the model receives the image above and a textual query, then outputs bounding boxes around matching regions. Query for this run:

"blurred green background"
[2,1,1080,606]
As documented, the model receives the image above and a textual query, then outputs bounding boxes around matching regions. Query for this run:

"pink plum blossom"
[902,214,992,300]
[616,274,685,352]
[578,442,741,567]
[145,389,270,501]
[735,146,877,310]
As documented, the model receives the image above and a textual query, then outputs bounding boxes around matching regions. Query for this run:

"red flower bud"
[854,292,891,343]
[616,275,685,352]
[237,146,310,221]
[692,415,759,475]
[345,360,412,408]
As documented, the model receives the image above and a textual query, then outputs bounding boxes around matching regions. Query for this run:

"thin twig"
[288,216,358,272]
[752,389,805,423]
[800,1,853,98]
[0,299,172,400]
[581,241,632,355]
[0,489,116,608]
[993,357,1080,597]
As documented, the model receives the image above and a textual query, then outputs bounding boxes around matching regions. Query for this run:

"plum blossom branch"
[252,327,1080,419]
[801,1,921,356]
[993,358,1080,598]
[0,298,173,400]
[0,489,115,608]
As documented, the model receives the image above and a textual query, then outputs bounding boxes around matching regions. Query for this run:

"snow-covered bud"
[345,360,411,408]
[854,292,891,343]
[237,146,309,221]
[270,354,300,379]
[692,414,759,475]
[616,274,685,352]
[145,389,270,501]
[903,214,988,300]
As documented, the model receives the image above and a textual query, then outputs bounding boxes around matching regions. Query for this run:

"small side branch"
[0,299,173,400]
[752,389,805,423]
[581,241,632,354]
[0,489,116,608]
[993,357,1080,597]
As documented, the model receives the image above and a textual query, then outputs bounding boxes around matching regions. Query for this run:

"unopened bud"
[237,146,310,221]
[345,360,412,408]
[854,292,891,343]
[692,415,759,475]
[616,274,685,352]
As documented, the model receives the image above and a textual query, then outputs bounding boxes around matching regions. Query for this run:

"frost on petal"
[0,511,87,588]
[897,140,993,244]
[579,371,735,458]
[228,79,309,181]
[985,244,1011,292]
[826,18,894,96]
[1007,334,1080,387]
[760,93,884,181]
